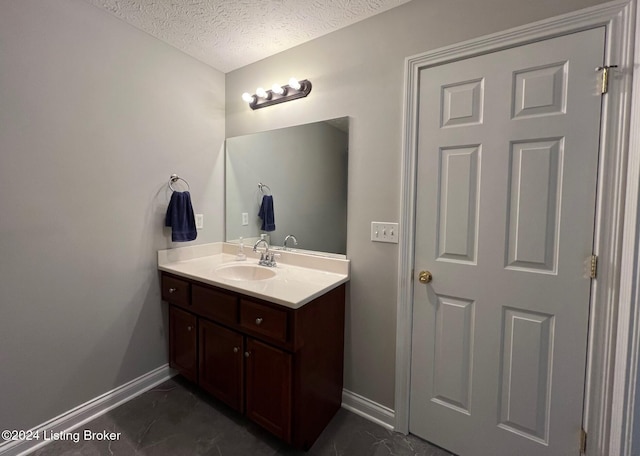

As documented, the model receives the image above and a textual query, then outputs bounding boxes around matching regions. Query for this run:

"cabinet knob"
[255,317,263,325]
[244,351,251,358]
[169,287,177,293]
[233,347,239,353]
[187,326,192,332]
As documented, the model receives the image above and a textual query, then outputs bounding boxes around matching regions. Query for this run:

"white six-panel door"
[410,27,605,456]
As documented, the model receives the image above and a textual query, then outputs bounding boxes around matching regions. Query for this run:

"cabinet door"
[199,319,244,412]
[169,306,197,382]
[245,338,292,441]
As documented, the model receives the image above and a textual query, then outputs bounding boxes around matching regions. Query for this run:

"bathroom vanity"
[158,243,349,450]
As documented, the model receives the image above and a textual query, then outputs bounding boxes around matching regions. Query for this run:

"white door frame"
[395,1,639,455]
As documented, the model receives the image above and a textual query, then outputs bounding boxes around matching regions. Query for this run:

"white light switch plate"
[242,212,249,226]
[195,214,204,229]
[371,222,399,243]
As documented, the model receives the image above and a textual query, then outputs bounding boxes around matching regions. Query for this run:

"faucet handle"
[266,252,280,266]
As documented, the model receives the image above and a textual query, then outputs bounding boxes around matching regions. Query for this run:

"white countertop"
[158,242,350,309]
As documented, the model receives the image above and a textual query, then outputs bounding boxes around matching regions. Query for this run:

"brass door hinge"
[580,427,588,454]
[589,255,598,279]
[596,65,618,94]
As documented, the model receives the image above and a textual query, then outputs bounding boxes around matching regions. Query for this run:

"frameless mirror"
[225,117,348,257]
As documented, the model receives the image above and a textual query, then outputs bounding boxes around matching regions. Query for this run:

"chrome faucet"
[253,238,269,253]
[253,238,278,267]
[283,234,298,250]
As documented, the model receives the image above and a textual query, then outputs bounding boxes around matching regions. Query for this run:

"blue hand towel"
[258,195,276,232]
[165,191,197,242]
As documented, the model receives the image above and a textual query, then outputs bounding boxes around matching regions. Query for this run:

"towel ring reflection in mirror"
[169,174,191,192]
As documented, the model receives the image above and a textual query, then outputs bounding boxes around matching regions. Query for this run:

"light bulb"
[242,92,254,103]
[256,87,268,98]
[272,83,284,95]
[288,78,301,90]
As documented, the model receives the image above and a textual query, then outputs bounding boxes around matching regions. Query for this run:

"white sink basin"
[214,263,277,281]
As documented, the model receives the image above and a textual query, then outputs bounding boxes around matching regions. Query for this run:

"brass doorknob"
[418,270,433,284]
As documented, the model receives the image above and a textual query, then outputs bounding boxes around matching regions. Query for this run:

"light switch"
[371,222,399,243]
[242,212,249,226]
[195,214,204,229]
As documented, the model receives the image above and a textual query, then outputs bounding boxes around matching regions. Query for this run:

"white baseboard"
[341,389,395,431]
[0,364,175,456]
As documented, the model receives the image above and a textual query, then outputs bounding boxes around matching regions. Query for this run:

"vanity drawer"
[192,285,238,326]
[162,275,190,308]
[240,299,288,343]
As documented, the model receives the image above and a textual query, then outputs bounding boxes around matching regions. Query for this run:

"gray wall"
[225,0,610,409]
[226,121,348,254]
[0,0,225,431]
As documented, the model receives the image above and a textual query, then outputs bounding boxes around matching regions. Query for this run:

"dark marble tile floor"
[31,376,454,456]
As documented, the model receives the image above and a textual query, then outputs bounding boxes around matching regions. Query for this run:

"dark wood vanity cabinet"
[160,272,345,450]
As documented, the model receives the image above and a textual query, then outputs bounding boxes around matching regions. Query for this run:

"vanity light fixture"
[242,77,312,110]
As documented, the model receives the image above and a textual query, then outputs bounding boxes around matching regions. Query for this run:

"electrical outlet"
[242,212,249,226]
[371,222,399,243]
[195,214,204,229]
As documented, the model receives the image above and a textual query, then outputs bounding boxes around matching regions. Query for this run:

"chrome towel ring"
[258,182,271,194]
[169,174,190,192]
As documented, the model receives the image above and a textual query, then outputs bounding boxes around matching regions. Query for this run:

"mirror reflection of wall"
[225,118,348,256]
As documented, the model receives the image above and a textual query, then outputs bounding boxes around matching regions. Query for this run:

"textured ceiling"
[83,0,412,73]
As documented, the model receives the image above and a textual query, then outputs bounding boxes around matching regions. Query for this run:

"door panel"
[437,146,481,263]
[410,27,605,456]
[432,295,475,414]
[506,139,562,273]
[512,62,567,118]
[498,307,554,444]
